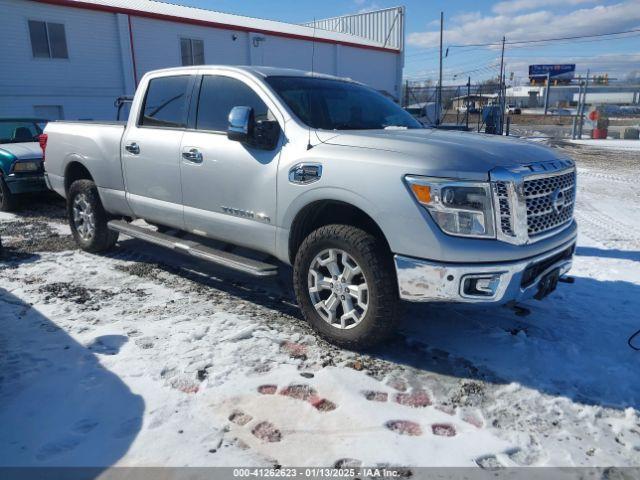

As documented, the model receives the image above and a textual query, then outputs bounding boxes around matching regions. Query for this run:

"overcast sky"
[172,0,640,84]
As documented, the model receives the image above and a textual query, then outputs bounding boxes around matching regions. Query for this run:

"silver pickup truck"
[43,66,577,348]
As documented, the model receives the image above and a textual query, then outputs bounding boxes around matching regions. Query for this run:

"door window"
[196,76,270,132]
[140,76,190,128]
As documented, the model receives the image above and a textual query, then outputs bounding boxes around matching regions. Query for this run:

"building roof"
[34,0,400,53]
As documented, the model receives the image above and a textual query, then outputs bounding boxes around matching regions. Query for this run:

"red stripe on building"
[127,14,139,86]
[34,0,401,54]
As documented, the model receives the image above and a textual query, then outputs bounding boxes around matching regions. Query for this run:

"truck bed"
[49,120,126,126]
[44,121,126,200]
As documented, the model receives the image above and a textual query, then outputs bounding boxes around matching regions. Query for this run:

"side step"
[107,220,278,277]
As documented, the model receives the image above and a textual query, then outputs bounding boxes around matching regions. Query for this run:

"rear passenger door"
[180,74,283,254]
[122,74,194,228]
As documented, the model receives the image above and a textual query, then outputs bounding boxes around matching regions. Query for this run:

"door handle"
[125,142,140,155]
[182,148,203,163]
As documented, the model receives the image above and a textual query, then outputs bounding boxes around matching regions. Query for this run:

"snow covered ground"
[567,139,640,151]
[1,142,640,470]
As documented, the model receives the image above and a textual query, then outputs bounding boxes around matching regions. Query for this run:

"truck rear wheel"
[0,177,16,212]
[67,179,119,253]
[293,224,399,349]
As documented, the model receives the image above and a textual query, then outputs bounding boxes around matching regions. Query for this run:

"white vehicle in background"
[405,102,438,126]
[548,108,573,116]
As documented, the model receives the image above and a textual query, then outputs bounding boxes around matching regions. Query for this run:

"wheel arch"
[64,159,94,194]
[288,199,391,264]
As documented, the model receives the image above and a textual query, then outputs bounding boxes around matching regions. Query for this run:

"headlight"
[405,175,495,238]
[13,161,39,173]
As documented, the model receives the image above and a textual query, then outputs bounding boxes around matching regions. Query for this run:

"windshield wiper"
[332,123,376,130]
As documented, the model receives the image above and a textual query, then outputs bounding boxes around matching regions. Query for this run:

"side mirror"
[227,106,254,143]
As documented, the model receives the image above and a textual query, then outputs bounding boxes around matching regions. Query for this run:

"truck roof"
[145,65,355,83]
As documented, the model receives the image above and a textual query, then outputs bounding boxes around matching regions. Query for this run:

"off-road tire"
[67,179,119,252]
[293,224,399,349]
[0,177,16,212]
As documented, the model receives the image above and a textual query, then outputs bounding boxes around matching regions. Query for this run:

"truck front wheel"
[293,224,399,349]
[67,179,119,253]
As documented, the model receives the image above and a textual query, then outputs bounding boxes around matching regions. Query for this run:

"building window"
[180,38,204,66]
[34,105,64,120]
[28,20,68,59]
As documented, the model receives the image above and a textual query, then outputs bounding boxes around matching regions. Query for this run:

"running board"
[107,220,278,277]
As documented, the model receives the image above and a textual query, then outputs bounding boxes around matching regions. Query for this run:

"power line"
[406,49,497,65]
[504,51,640,59]
[448,28,640,48]
[406,60,499,80]
[446,63,500,79]
[499,32,640,50]
[405,31,640,60]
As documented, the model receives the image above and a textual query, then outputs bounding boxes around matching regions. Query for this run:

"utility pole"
[437,11,443,126]
[403,79,409,108]
[543,72,551,115]
[571,80,583,139]
[498,36,506,134]
[577,69,590,139]
[466,76,470,130]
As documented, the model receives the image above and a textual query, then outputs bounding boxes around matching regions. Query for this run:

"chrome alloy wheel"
[308,248,369,329]
[72,193,96,242]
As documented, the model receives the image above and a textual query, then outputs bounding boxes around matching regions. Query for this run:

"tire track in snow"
[577,168,636,185]
[574,202,640,248]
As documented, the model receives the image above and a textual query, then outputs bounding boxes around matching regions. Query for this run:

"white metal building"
[1,0,405,120]
[506,85,640,108]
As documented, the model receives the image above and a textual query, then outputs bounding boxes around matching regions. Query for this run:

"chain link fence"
[402,81,503,131]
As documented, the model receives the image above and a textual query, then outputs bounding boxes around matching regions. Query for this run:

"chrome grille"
[494,181,515,237]
[490,160,576,245]
[524,170,576,236]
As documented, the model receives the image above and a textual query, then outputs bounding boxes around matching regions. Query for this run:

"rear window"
[0,121,43,144]
[140,76,190,128]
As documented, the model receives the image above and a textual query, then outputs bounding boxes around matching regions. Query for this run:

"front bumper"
[5,173,47,194]
[395,238,576,304]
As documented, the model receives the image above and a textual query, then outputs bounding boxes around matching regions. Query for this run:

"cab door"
[179,73,283,254]
[122,74,195,229]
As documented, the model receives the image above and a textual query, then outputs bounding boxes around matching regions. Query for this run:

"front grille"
[524,170,576,236]
[494,181,515,237]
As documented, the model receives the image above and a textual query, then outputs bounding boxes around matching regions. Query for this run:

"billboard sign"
[529,64,576,83]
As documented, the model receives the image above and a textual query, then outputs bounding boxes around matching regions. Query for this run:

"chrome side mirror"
[227,106,254,143]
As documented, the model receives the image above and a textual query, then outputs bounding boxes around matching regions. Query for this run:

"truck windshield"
[0,120,43,144]
[265,76,423,131]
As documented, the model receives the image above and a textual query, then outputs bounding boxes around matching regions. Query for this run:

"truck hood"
[317,128,563,179]
[0,142,42,161]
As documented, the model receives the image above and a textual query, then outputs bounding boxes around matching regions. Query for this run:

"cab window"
[140,76,190,128]
[196,76,271,132]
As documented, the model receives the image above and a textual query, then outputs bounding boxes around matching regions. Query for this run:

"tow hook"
[559,275,575,284]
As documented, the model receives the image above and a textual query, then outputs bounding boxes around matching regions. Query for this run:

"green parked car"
[0,118,49,211]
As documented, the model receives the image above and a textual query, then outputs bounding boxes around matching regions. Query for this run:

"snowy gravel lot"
[1,141,640,470]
